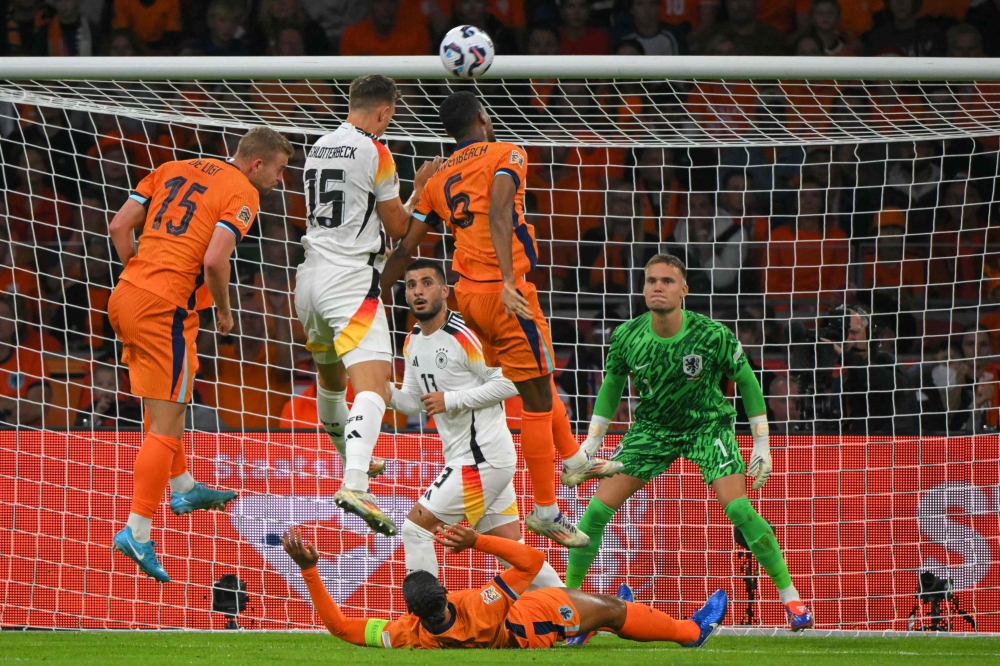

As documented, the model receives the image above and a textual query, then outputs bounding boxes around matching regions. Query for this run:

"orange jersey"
[383,574,522,649]
[120,158,259,311]
[414,141,535,282]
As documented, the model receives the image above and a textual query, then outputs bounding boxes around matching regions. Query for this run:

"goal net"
[0,56,998,632]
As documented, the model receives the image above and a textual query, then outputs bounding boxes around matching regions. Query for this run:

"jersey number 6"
[305,168,346,229]
[444,173,474,228]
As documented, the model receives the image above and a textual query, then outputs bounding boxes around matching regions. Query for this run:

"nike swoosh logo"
[128,540,145,561]
[719,461,734,469]
[636,363,650,371]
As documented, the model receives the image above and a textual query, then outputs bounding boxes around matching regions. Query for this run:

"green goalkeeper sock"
[565,497,617,589]
[725,497,793,592]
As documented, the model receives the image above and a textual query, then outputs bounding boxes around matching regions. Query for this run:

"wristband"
[749,414,769,438]
[587,415,611,439]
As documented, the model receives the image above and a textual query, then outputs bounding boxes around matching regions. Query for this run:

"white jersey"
[301,123,399,269]
[392,311,517,468]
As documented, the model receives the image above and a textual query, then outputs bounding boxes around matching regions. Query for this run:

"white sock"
[317,386,349,460]
[169,472,196,494]
[563,449,588,469]
[402,519,439,578]
[778,585,800,604]
[342,391,386,492]
[498,541,564,590]
[127,513,152,543]
[533,502,559,521]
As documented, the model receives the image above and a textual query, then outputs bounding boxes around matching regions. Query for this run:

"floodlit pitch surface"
[2,633,998,665]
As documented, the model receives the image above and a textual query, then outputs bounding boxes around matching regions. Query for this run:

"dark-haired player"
[295,74,442,537]
[565,254,814,638]
[381,91,619,548]
[281,523,727,649]
[390,258,562,588]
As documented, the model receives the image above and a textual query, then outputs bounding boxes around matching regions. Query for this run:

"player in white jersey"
[294,75,441,537]
[389,259,564,588]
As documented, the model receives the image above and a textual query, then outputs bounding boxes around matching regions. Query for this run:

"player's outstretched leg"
[112,399,187,583]
[315,365,385,478]
[565,580,635,646]
[167,438,237,515]
[715,476,813,630]
[332,360,397,537]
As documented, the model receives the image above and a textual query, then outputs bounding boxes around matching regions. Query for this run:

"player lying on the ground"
[294,74,443,538]
[564,254,813,641]
[381,91,618,548]
[282,524,727,649]
[389,259,576,588]
[107,127,293,582]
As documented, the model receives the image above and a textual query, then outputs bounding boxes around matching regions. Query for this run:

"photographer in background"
[819,303,918,436]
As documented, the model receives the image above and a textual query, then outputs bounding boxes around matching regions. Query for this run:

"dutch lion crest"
[682,354,703,377]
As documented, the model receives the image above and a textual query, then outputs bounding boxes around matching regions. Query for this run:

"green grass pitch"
[2,632,998,665]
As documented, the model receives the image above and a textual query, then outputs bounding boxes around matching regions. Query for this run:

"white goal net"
[0,56,997,633]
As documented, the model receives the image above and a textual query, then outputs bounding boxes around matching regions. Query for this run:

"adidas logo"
[345,430,362,441]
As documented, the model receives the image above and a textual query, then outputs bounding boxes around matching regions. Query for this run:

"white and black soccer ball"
[439,25,495,79]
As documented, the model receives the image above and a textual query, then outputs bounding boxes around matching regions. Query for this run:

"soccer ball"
[439,25,495,79]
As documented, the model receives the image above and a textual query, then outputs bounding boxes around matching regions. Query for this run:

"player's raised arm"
[282,528,385,647]
[376,156,445,239]
[435,524,545,598]
[487,170,531,320]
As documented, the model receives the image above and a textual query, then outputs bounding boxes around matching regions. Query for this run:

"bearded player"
[564,254,814,639]
[282,523,727,649]
[107,127,292,581]
[295,74,441,537]
[381,91,619,548]
[389,258,563,589]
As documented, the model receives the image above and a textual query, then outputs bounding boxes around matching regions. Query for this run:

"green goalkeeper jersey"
[604,310,749,432]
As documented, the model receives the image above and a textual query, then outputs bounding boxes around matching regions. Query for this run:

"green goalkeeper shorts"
[610,420,746,484]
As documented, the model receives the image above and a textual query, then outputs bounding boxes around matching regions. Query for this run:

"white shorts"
[294,261,392,367]
[419,463,519,529]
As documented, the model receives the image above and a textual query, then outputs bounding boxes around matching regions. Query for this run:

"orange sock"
[617,601,701,645]
[130,433,181,519]
[520,410,556,507]
[170,437,187,478]
[550,389,581,460]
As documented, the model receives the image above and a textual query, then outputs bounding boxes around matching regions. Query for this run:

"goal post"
[0,56,998,632]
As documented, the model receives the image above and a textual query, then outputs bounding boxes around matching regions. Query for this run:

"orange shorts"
[453,278,555,383]
[108,280,198,403]
[504,588,580,649]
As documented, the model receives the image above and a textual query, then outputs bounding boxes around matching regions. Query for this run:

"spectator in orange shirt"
[756,0,807,34]
[198,285,294,430]
[862,208,926,312]
[559,0,609,55]
[766,178,849,309]
[112,0,182,53]
[658,0,720,52]
[0,294,49,427]
[633,147,683,240]
[340,0,431,56]
[527,142,602,242]
[5,147,80,255]
[581,189,660,295]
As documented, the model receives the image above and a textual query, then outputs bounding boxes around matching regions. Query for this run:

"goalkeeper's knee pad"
[401,519,439,579]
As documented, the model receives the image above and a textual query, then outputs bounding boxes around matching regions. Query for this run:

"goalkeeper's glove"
[582,415,611,457]
[748,414,771,491]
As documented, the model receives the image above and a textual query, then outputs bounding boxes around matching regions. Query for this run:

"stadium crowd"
[1,0,1000,437]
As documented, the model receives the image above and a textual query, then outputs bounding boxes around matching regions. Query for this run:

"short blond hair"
[235,127,293,161]
[645,253,687,279]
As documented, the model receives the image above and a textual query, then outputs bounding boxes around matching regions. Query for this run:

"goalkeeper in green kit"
[564,255,813,642]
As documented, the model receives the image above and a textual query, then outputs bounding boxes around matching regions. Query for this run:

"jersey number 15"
[305,168,346,229]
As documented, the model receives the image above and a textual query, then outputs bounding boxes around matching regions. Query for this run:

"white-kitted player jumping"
[390,259,563,588]
[295,75,441,537]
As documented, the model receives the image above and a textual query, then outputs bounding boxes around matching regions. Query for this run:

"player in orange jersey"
[107,127,293,582]
[282,523,727,649]
[381,92,621,548]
